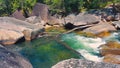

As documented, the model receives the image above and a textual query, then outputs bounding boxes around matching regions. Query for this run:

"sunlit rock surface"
[83,22,116,34]
[0,17,44,45]
[52,58,120,68]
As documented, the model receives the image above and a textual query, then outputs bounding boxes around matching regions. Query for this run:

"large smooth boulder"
[0,17,44,45]
[83,22,116,34]
[32,3,49,22]
[61,13,100,26]
[52,58,120,68]
[0,44,33,68]
[73,13,100,26]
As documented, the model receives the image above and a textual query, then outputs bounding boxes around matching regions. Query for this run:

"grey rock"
[83,22,116,34]
[73,13,100,26]
[112,21,120,29]
[32,3,49,22]
[0,44,33,68]
[0,17,44,45]
[52,58,120,68]
[47,16,60,25]
[11,10,25,20]
[25,16,46,26]
[61,13,100,26]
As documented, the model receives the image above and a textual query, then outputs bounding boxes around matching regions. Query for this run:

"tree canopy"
[0,0,120,16]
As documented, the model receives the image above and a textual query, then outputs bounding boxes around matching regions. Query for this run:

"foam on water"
[103,32,120,42]
[77,50,103,62]
[61,33,105,62]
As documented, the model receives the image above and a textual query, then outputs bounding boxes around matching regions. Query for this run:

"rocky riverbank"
[1,3,120,68]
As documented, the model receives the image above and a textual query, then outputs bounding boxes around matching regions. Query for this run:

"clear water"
[7,36,81,68]
[61,33,105,62]
[6,33,115,68]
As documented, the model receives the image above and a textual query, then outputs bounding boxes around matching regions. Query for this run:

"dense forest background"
[0,0,120,16]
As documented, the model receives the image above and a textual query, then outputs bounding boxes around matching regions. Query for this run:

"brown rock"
[83,22,116,34]
[0,17,44,45]
[103,54,120,64]
[32,3,49,22]
[106,16,114,21]
[0,29,23,45]
[73,13,100,26]
[47,16,60,25]
[99,41,120,56]
[11,10,25,20]
[96,31,111,38]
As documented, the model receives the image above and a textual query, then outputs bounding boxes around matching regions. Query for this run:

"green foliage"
[1,0,120,16]
[0,0,37,16]
[40,0,118,15]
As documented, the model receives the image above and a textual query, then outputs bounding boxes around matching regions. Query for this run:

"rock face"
[62,13,100,26]
[31,3,60,26]
[11,10,25,20]
[0,44,33,68]
[32,3,49,22]
[25,16,46,27]
[73,13,100,26]
[52,58,120,68]
[83,22,116,34]
[0,17,44,45]
[47,16,60,25]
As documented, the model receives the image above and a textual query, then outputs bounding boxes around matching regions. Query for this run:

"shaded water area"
[6,36,81,68]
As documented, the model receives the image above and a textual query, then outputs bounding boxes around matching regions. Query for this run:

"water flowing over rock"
[99,41,120,56]
[0,44,33,68]
[52,58,120,68]
[104,54,120,64]
[0,17,44,45]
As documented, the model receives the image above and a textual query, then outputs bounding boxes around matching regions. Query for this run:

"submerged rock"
[0,44,33,68]
[104,54,120,64]
[96,31,111,38]
[52,58,120,68]
[0,17,44,45]
[99,41,120,56]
